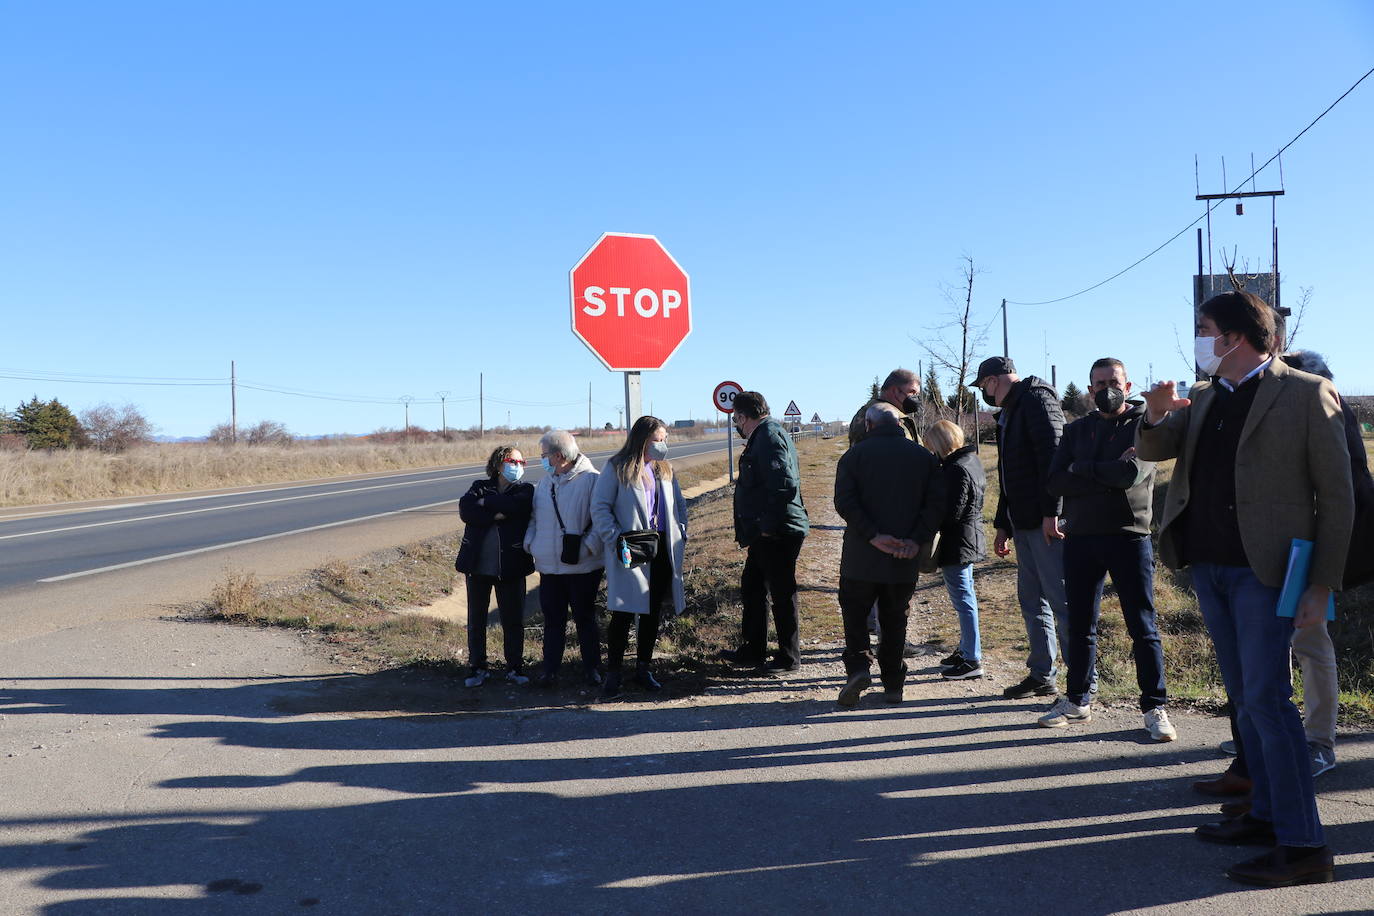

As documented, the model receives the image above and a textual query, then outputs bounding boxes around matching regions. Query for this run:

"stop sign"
[569,232,691,371]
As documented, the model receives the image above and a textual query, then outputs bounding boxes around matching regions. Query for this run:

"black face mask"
[980,387,998,407]
[1094,387,1125,414]
[899,395,921,414]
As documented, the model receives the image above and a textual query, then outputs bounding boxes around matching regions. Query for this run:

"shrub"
[80,403,154,452]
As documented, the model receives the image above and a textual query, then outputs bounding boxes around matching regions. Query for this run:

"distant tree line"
[0,397,153,452]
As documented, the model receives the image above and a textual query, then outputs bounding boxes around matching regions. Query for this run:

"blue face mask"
[541,457,555,474]
[501,462,524,483]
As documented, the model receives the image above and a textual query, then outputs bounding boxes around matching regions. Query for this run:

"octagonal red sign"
[569,232,691,371]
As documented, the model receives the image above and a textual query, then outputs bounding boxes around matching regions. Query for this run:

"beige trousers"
[1292,619,1338,750]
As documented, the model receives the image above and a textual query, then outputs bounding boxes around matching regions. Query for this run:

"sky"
[2,1,1372,439]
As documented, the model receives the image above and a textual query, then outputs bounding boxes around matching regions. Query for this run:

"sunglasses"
[504,458,526,466]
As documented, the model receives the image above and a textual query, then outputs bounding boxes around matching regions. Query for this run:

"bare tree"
[1283,286,1313,351]
[80,403,154,452]
[245,420,292,446]
[915,255,986,428]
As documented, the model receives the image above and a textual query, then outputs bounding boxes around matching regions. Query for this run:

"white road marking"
[37,498,459,583]
[2,473,474,542]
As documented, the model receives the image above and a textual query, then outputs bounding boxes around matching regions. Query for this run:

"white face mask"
[1194,335,1240,376]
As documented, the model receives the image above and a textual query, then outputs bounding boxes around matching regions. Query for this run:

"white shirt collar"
[1216,356,1272,392]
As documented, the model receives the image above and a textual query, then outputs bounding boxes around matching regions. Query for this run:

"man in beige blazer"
[1137,290,1352,888]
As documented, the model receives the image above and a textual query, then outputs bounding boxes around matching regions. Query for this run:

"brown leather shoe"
[1219,799,1252,819]
[1192,770,1253,797]
[1226,846,1334,887]
[1195,814,1277,846]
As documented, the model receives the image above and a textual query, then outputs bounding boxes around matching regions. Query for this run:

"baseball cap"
[968,356,1015,387]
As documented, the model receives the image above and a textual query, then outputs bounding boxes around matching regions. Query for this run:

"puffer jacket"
[524,453,605,575]
[1046,403,1154,536]
[934,444,987,566]
[455,477,534,580]
[992,375,1065,531]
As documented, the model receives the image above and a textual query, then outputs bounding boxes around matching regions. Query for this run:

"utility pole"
[230,360,237,444]
[436,391,450,439]
[400,395,413,440]
[1001,298,1009,357]
[479,373,484,438]
[587,382,592,437]
[617,406,624,430]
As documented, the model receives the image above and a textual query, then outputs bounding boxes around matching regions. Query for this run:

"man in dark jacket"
[833,403,943,706]
[969,355,1072,700]
[848,368,922,446]
[727,391,810,671]
[1043,358,1174,741]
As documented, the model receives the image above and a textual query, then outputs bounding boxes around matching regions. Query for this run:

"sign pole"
[727,420,734,482]
[624,371,642,429]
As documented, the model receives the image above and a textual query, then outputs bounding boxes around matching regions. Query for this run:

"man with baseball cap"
[970,355,1077,701]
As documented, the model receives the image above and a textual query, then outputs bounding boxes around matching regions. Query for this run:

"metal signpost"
[783,399,802,439]
[569,232,692,428]
[713,379,742,482]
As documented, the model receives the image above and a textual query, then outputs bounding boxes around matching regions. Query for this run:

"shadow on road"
[2,666,1372,913]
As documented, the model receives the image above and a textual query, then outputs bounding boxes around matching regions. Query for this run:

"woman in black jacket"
[923,420,987,680]
[455,444,535,687]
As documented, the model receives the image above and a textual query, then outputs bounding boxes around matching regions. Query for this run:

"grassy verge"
[199,436,1374,726]
[0,429,726,508]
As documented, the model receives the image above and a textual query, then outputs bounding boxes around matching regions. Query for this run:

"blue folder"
[1275,538,1337,621]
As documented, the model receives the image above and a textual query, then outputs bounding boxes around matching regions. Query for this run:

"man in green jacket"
[725,391,810,672]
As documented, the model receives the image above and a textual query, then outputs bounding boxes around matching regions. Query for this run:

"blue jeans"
[1011,529,1071,682]
[941,563,981,662]
[1063,534,1166,711]
[1191,562,1323,847]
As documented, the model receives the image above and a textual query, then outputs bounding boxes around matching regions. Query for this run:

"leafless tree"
[914,255,986,428]
[1283,286,1313,351]
[80,403,154,452]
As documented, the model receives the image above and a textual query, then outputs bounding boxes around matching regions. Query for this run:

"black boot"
[601,671,623,700]
[633,664,662,692]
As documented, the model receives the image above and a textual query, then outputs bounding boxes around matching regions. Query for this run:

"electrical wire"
[1006,65,1374,307]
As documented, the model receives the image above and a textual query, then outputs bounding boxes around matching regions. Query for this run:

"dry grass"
[0,440,528,507]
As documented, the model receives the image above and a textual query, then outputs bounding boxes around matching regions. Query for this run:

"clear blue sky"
[2,2,1372,438]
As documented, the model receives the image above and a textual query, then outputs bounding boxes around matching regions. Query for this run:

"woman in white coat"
[590,415,687,700]
[525,430,605,689]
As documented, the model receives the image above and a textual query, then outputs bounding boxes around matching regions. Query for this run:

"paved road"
[1,619,1370,914]
[0,437,731,591]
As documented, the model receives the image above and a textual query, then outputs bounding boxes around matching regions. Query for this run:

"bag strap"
[548,480,591,536]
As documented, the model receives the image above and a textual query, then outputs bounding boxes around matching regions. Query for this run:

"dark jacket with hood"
[734,416,809,546]
[1047,402,1154,536]
[934,444,987,566]
[834,424,944,583]
[455,477,535,580]
[992,375,1065,531]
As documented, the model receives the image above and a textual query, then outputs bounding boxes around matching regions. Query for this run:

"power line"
[1006,65,1374,307]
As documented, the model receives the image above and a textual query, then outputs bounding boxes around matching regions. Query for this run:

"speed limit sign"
[713,380,742,413]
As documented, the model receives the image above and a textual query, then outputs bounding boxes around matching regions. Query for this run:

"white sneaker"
[506,670,530,686]
[463,668,490,688]
[1144,708,1177,742]
[1038,697,1091,728]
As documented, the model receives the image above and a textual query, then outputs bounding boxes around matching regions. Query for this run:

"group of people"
[454,290,1368,888]
[455,416,686,701]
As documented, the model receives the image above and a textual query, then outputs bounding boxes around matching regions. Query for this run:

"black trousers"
[739,534,805,667]
[540,570,603,675]
[838,576,915,689]
[466,573,526,672]
[607,532,670,671]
